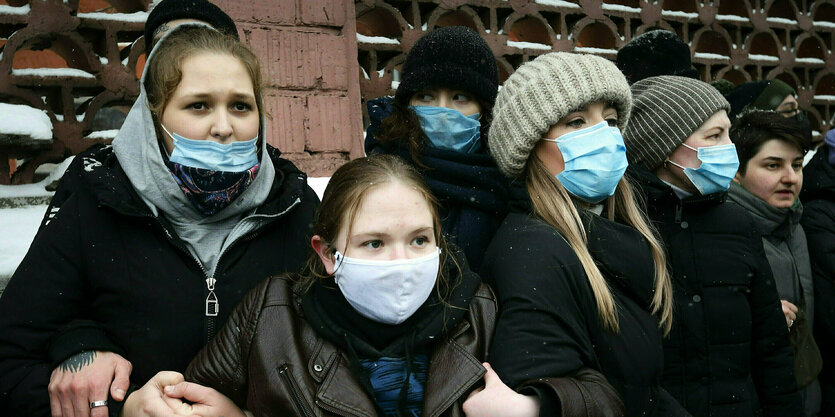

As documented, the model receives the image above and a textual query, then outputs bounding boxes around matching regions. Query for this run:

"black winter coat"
[627,165,801,417]
[481,188,689,417]
[799,146,835,416]
[364,97,509,271]
[0,144,318,416]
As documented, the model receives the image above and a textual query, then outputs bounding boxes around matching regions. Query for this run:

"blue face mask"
[542,121,628,203]
[410,105,482,153]
[667,143,740,195]
[161,124,259,172]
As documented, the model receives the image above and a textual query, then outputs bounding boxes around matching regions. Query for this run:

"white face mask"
[333,248,441,325]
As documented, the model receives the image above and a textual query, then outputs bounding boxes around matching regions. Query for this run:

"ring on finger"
[90,400,108,409]
[789,319,794,328]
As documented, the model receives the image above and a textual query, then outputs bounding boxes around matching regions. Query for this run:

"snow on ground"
[0,205,46,279]
[0,103,53,140]
[308,177,330,200]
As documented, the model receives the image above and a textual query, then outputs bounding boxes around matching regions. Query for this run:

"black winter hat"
[144,0,239,55]
[725,79,795,121]
[616,30,699,85]
[395,26,498,107]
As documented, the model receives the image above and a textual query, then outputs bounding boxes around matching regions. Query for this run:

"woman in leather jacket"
[122,154,494,416]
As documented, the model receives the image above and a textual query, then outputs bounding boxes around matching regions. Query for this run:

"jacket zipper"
[278,364,316,417]
[202,196,302,341]
[149,217,218,344]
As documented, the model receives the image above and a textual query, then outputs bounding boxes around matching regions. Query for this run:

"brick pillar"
[217,0,363,177]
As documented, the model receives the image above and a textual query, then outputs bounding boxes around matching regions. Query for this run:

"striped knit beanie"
[490,52,632,178]
[623,75,731,171]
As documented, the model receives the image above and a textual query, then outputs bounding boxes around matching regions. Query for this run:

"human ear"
[311,235,336,275]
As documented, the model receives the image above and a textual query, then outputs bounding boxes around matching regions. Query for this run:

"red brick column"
[217,0,363,177]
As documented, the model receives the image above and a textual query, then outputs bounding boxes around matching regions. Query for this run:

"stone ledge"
[0,195,53,209]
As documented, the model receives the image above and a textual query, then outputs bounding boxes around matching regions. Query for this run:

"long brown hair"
[297,155,461,300]
[525,155,674,334]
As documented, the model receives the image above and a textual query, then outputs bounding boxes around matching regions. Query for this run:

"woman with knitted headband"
[464,52,684,416]
[622,75,802,417]
[364,26,509,272]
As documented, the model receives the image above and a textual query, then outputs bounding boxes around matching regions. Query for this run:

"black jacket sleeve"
[483,217,622,414]
[48,320,122,367]
[0,193,91,416]
[801,200,835,389]
[747,223,803,416]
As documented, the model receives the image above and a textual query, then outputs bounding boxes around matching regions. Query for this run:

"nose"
[389,243,409,261]
[783,167,800,185]
[210,110,233,142]
[436,95,452,109]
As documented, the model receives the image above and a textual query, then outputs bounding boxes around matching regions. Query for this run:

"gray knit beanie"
[490,52,632,178]
[623,75,731,171]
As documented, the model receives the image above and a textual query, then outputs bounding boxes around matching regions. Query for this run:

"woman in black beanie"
[364,26,509,272]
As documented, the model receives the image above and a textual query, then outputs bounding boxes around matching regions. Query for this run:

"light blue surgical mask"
[161,124,259,172]
[667,143,739,195]
[542,121,628,203]
[410,105,482,153]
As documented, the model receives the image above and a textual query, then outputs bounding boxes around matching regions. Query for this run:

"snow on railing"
[535,0,581,9]
[12,68,96,79]
[507,40,552,51]
[0,103,53,141]
[356,33,400,45]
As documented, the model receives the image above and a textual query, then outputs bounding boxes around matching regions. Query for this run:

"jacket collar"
[627,164,726,212]
[800,145,835,202]
[80,143,307,221]
[311,310,485,417]
[727,181,801,238]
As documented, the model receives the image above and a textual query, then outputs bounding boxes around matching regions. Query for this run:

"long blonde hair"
[525,155,673,334]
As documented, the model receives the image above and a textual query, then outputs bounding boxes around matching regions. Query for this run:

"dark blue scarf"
[165,160,259,216]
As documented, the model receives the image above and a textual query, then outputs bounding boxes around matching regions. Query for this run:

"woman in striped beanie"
[622,75,802,417]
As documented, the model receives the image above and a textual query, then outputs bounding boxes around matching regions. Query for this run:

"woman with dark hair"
[728,110,819,416]
[123,154,497,417]
[365,26,508,271]
[0,24,317,417]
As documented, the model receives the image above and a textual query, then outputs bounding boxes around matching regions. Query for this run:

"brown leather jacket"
[185,275,625,417]
[185,275,498,417]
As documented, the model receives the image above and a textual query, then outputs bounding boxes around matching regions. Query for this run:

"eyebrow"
[177,92,256,101]
[350,226,433,239]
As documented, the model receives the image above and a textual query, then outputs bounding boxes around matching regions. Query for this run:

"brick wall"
[217,0,363,176]
[0,0,363,184]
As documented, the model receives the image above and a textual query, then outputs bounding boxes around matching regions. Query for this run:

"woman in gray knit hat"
[465,52,686,416]
[622,75,802,417]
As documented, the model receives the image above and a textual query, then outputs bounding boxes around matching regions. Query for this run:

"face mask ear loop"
[158,123,175,142]
[332,251,345,275]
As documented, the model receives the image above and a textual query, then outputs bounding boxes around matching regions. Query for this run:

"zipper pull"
[205,278,218,317]
[675,203,683,223]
